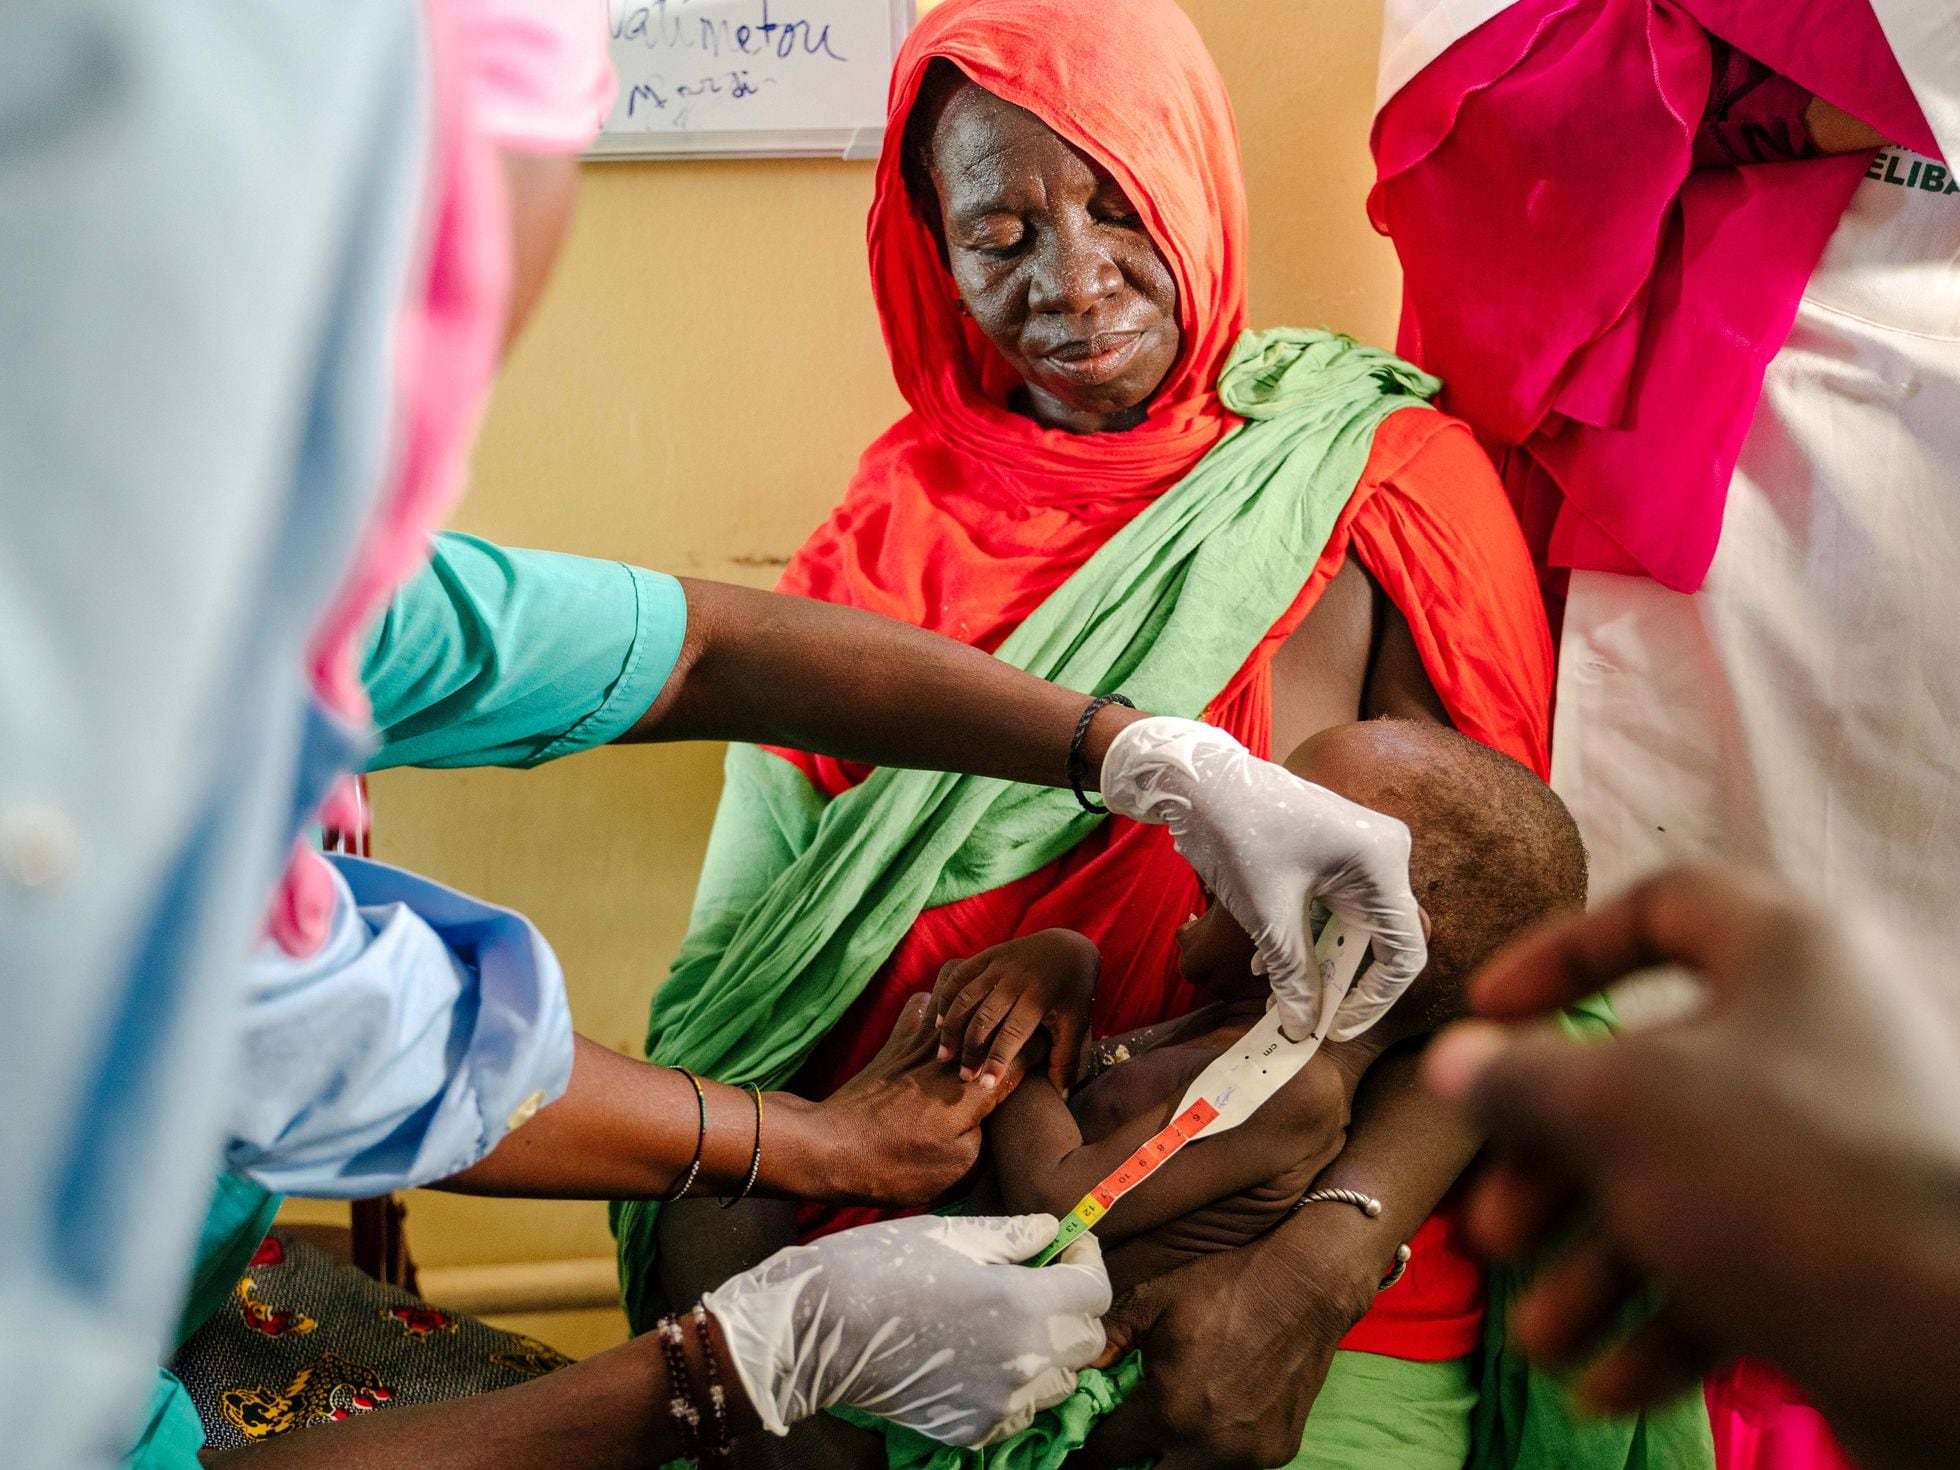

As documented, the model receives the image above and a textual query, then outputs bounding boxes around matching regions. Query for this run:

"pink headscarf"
[270,0,613,953]
[1372,0,1935,593]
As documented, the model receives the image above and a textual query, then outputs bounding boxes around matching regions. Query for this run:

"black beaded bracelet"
[692,1303,736,1458]
[662,1067,707,1204]
[657,1314,704,1460]
[1067,693,1135,815]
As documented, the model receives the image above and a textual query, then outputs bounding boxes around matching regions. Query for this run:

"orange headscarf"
[779,0,1248,646]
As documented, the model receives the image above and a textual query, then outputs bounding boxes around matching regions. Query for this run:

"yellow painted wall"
[364,0,1397,1328]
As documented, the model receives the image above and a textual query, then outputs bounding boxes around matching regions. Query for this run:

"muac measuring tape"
[1029,914,1369,1268]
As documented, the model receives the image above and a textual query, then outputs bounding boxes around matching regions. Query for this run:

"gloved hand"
[703,1213,1110,1448]
[1100,715,1425,1041]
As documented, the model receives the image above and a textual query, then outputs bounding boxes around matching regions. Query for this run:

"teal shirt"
[128,535,685,1466]
[361,532,688,770]
[127,1177,285,1468]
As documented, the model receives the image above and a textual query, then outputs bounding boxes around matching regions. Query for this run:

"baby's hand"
[932,929,1100,1093]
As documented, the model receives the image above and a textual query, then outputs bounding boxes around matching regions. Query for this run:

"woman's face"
[924,84,1181,435]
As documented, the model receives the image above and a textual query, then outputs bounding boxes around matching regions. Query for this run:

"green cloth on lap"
[1286,1350,1477,1470]
[1465,999,1717,1470]
[836,1354,1146,1469]
[1472,1263,1715,1470]
[834,1349,1475,1469]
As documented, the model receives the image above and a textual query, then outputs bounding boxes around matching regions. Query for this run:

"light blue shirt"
[226,856,575,1198]
[0,6,430,1467]
[125,858,577,1469]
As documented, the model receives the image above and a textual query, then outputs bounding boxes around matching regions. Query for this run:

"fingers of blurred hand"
[1577,1304,1722,1418]
[1426,1019,1624,1162]
[1467,865,1794,1019]
[1512,1234,1648,1368]
[1464,1154,1584,1261]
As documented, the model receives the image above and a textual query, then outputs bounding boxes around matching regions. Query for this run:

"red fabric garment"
[768,0,1554,1363]
[1371,0,1933,593]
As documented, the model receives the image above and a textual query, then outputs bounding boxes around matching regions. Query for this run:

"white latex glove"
[703,1213,1110,1448]
[1100,715,1426,1041]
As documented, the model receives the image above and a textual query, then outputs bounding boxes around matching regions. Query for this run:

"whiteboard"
[594,0,915,160]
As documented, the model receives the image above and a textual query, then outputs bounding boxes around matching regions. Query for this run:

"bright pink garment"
[271,0,611,953]
[1371,0,1934,591]
[471,0,615,153]
[1707,1362,1862,1470]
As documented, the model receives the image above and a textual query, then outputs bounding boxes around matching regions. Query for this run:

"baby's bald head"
[1176,720,1588,1035]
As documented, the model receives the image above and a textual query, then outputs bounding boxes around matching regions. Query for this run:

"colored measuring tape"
[1028,1094,1221,1267]
[1029,915,1372,1267]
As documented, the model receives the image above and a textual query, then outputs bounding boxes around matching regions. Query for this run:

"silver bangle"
[1293,1189,1411,1292]
[1299,1186,1383,1218]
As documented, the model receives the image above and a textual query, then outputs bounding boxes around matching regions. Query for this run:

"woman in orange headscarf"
[620,0,1556,1462]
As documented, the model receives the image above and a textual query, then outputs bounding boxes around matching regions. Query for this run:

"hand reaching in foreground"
[1074,1210,1376,1470]
[806,994,1014,1207]
[706,1213,1110,1448]
[1426,866,1960,1470]
[933,929,1100,1092]
[1099,716,1425,1042]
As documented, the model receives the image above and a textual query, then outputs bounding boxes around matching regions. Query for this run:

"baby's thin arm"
[993,1059,1351,1247]
[990,1076,1090,1217]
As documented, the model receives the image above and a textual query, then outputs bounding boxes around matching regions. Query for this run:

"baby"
[960,717,1587,1302]
[668,719,1586,1469]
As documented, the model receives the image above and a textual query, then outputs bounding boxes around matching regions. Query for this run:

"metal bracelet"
[1299,1186,1383,1218]
[1067,693,1135,815]
[662,1067,707,1204]
[721,1084,764,1209]
[1293,1188,1410,1292]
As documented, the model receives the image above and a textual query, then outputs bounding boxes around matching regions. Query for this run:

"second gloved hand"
[703,1213,1110,1448]
[1099,715,1425,1041]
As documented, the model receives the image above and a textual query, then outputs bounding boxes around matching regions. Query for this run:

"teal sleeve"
[120,1373,205,1469]
[360,532,687,771]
